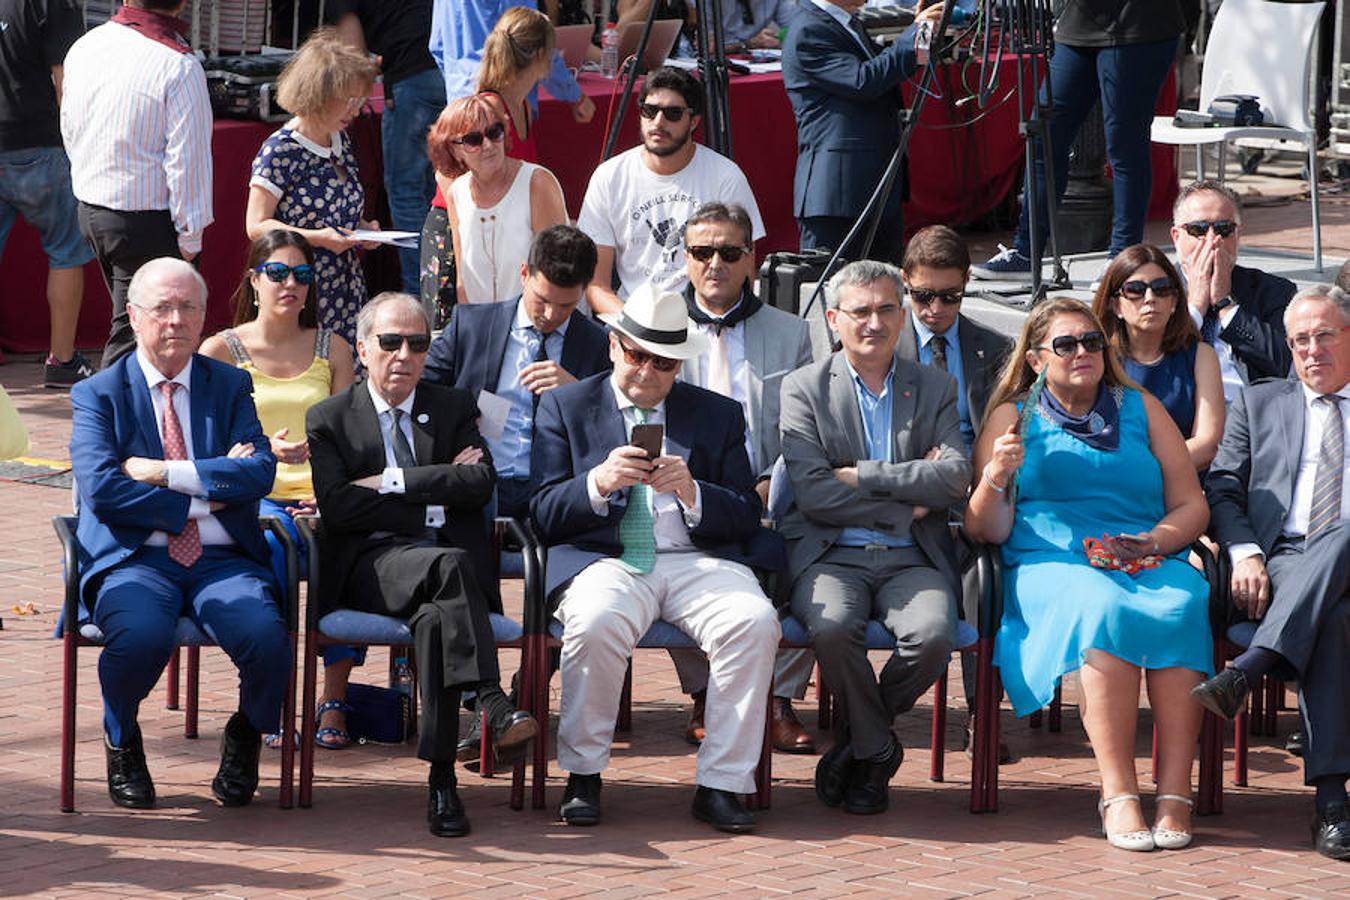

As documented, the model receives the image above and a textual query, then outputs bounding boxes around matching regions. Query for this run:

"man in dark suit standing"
[781,0,942,262]
[422,225,611,519]
[69,258,288,811]
[1171,180,1297,403]
[1195,285,1350,861]
[307,292,537,838]
[531,285,784,833]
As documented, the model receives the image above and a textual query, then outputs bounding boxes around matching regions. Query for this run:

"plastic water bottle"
[600,23,619,78]
[391,656,414,699]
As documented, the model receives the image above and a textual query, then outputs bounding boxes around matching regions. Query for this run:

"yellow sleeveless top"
[223,328,333,502]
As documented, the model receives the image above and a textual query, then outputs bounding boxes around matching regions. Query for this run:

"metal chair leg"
[185,646,200,739]
[617,659,633,732]
[930,669,947,783]
[60,632,78,813]
[166,647,180,710]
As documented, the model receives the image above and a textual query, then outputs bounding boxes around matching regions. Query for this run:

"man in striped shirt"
[60,0,212,369]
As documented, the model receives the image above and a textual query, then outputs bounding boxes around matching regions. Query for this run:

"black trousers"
[344,539,501,763]
[1262,524,1350,783]
[77,203,181,368]
[798,211,905,267]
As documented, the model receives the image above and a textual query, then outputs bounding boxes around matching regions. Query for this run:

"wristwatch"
[1212,294,1235,313]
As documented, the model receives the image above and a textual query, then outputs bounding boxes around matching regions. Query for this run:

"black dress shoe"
[692,786,755,834]
[457,715,482,765]
[1311,802,1350,861]
[560,772,602,826]
[488,708,538,758]
[427,767,471,837]
[211,712,261,807]
[814,734,854,808]
[1190,667,1250,720]
[105,730,155,809]
[1286,730,1306,758]
[844,736,903,816]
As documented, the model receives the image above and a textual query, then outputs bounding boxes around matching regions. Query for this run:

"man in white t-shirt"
[577,66,764,316]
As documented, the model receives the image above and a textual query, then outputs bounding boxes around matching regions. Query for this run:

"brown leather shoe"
[684,690,706,745]
[771,698,815,754]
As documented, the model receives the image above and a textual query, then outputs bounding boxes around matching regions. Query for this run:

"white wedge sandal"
[1152,794,1194,849]
[1099,794,1156,851]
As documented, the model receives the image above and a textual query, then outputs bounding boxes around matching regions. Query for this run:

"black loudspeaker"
[757,249,839,316]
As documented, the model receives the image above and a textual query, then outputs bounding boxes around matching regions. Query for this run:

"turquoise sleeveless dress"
[993,387,1213,717]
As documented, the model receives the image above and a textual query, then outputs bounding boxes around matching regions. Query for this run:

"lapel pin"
[417,413,429,425]
[903,390,912,398]
[976,349,985,359]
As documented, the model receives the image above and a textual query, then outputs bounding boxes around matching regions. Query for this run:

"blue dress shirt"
[487,299,568,479]
[429,0,582,106]
[837,361,912,549]
[912,316,972,450]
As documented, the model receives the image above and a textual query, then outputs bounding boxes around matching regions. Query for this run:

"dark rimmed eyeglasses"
[908,287,964,307]
[1179,219,1238,238]
[1039,331,1107,357]
[1118,277,1178,301]
[254,262,315,285]
[618,339,680,372]
[375,332,431,353]
[638,103,691,122]
[686,244,751,263]
[452,121,507,149]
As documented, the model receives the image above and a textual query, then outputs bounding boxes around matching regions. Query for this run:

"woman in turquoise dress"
[965,298,1213,852]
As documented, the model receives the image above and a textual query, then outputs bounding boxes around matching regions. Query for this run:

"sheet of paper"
[343,229,420,249]
[476,390,512,442]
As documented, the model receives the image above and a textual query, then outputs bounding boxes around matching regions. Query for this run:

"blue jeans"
[1014,37,1178,258]
[382,68,446,295]
[0,145,94,269]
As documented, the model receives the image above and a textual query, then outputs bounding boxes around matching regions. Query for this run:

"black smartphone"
[630,423,664,460]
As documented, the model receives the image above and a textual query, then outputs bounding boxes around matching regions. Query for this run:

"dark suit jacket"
[1205,377,1306,553]
[530,374,786,598]
[421,296,612,393]
[897,314,1012,439]
[781,0,917,220]
[307,381,498,609]
[70,352,276,604]
[1222,263,1298,383]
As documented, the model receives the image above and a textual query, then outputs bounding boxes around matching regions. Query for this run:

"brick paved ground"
[5,182,1350,897]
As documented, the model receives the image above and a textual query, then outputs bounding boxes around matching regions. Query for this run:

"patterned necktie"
[930,334,949,372]
[618,407,657,574]
[159,382,201,567]
[1200,308,1221,345]
[389,408,418,469]
[1308,394,1344,539]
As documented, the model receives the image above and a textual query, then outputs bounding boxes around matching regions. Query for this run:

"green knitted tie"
[618,408,656,573]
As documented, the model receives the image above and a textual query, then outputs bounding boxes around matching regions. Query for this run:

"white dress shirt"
[1187,298,1244,403]
[135,351,231,547]
[61,21,214,255]
[586,378,703,552]
[366,381,445,529]
[688,297,755,469]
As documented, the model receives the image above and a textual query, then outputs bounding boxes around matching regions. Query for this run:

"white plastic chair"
[1150,0,1325,271]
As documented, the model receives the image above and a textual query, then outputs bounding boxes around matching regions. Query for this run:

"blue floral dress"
[250,125,367,346]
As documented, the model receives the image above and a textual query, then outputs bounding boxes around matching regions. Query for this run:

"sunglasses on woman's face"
[254,262,315,285]
[375,332,432,353]
[685,244,750,263]
[452,121,507,149]
[1118,277,1177,301]
[1040,331,1107,357]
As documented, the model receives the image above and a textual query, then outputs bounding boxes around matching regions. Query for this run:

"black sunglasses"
[452,121,507,148]
[1180,219,1238,238]
[909,287,964,307]
[638,103,691,122]
[375,332,431,353]
[1039,331,1107,357]
[686,244,750,263]
[618,340,680,372]
[1119,277,1178,300]
[254,262,315,285]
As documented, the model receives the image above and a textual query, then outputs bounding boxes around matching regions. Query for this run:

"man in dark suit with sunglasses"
[1171,180,1297,403]
[307,292,537,838]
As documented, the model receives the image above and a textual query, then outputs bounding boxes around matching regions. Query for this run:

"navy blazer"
[70,352,276,605]
[781,0,918,220]
[421,296,613,393]
[530,373,786,598]
[1222,264,1298,383]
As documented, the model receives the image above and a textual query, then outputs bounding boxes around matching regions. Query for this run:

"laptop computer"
[554,24,595,70]
[615,19,683,74]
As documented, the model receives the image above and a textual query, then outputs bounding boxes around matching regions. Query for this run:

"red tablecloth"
[0,59,1177,354]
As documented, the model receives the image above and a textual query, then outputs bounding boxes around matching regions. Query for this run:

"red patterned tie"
[159,381,202,566]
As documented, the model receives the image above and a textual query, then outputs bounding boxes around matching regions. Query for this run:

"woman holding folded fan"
[246,28,381,347]
[965,298,1212,852]
[1091,244,1225,471]
[200,230,358,750]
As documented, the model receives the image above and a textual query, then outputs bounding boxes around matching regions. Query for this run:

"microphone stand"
[694,0,734,158]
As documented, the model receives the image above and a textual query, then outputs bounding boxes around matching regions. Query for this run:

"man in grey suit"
[781,260,971,815]
[1196,285,1350,861]
[667,202,818,754]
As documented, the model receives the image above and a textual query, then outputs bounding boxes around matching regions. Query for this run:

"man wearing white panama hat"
[531,283,785,834]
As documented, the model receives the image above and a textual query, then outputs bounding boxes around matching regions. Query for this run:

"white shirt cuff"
[1218,301,1240,328]
[166,460,205,497]
[1228,542,1264,567]
[187,497,212,519]
[1188,306,1204,330]
[380,467,405,494]
[425,505,445,528]
[586,467,611,516]
[678,482,703,527]
[178,231,203,257]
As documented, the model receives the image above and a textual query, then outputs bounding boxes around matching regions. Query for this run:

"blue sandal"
[315,699,354,749]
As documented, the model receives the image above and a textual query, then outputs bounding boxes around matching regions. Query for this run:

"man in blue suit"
[69,257,288,810]
[422,225,611,519]
[782,0,941,262]
[531,284,784,834]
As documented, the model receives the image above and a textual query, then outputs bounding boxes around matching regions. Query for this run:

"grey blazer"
[897,314,1012,439]
[682,303,814,476]
[778,352,972,587]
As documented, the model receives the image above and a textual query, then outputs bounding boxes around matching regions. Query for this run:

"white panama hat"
[599,282,709,360]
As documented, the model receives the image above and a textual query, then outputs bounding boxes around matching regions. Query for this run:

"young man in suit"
[781,0,942,262]
[667,201,818,753]
[69,257,288,810]
[1196,285,1350,861]
[531,284,784,833]
[307,292,537,838]
[781,259,971,815]
[422,225,611,519]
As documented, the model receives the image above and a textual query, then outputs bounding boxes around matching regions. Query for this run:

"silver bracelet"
[982,467,1007,493]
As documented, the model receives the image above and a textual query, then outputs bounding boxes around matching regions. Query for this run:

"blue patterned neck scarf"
[1040,381,1121,451]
